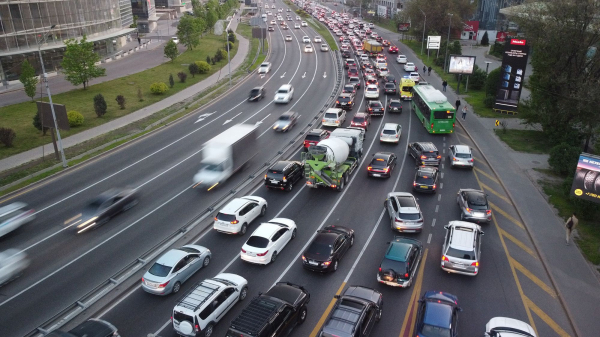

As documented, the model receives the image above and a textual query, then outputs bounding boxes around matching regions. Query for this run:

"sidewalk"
[0,10,250,173]
[375,24,600,337]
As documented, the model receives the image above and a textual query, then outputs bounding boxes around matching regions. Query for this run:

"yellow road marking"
[525,295,571,337]
[399,249,428,337]
[309,282,346,337]
[498,226,536,257]
[511,257,556,298]
[456,131,470,141]
[479,181,511,204]
[490,202,525,229]
[473,156,490,167]
[473,167,500,184]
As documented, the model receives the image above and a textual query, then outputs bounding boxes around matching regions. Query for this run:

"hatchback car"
[389,45,399,53]
[0,202,35,238]
[367,152,397,178]
[364,84,380,99]
[240,218,297,265]
[248,86,266,101]
[0,249,29,286]
[408,142,441,166]
[365,75,378,86]
[449,144,474,168]
[302,226,354,272]
[274,84,294,103]
[345,59,356,69]
[383,82,397,95]
[74,188,138,234]
[304,45,314,53]
[348,76,361,88]
[377,67,389,77]
[377,236,423,288]
[396,55,407,63]
[367,100,384,116]
[141,245,211,295]
[347,67,359,77]
[265,161,304,191]
[414,291,462,337]
[350,112,371,131]
[321,43,330,51]
[273,111,299,132]
[322,107,347,127]
[388,99,402,113]
[363,68,376,79]
[403,62,416,72]
[383,74,396,84]
[413,166,439,193]
[441,221,484,276]
[258,62,272,74]
[304,129,330,150]
[385,192,424,233]
[285,35,293,41]
[295,23,301,29]
[302,21,308,26]
[314,36,322,43]
[213,196,268,234]
[380,123,402,143]
[457,189,492,223]
[336,93,355,110]
[302,36,310,43]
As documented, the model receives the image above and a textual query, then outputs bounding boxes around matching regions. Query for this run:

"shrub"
[169,74,175,88]
[178,72,187,83]
[549,143,581,175]
[150,82,169,95]
[228,32,236,43]
[225,41,234,51]
[485,67,501,97]
[483,96,495,108]
[67,110,84,127]
[490,42,504,58]
[0,127,16,147]
[115,95,126,109]
[206,55,211,64]
[196,61,211,74]
[189,63,199,77]
[481,31,489,46]
[137,86,144,102]
[94,93,107,117]
[469,68,487,90]
[32,112,49,135]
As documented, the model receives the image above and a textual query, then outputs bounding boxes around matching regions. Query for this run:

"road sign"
[495,120,500,126]
[427,36,441,49]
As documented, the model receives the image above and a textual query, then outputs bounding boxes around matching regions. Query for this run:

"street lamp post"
[419,8,426,56]
[37,25,68,168]
[485,61,492,74]
[444,13,453,73]
[226,18,233,88]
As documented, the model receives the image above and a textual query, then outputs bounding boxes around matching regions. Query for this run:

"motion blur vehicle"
[408,142,441,166]
[302,226,354,272]
[274,84,294,103]
[414,291,462,337]
[285,35,293,41]
[273,111,299,132]
[457,189,492,223]
[0,202,35,238]
[304,44,314,53]
[413,166,439,193]
[387,99,402,113]
[441,221,484,276]
[396,55,407,63]
[382,74,396,84]
[380,123,402,143]
[295,23,300,29]
[248,86,266,101]
[363,68,375,79]
[303,129,330,150]
[213,196,268,234]
[377,236,423,288]
[364,84,380,99]
[141,245,211,295]
[377,66,389,77]
[268,26,274,31]
[73,188,138,234]
[385,192,424,233]
[367,152,397,178]
[448,144,474,168]
[350,112,371,131]
[485,317,537,337]
[265,161,304,191]
[404,62,416,71]
[0,249,29,286]
[367,100,384,116]
[322,107,347,127]
[240,218,297,265]
[46,319,120,337]
[381,40,390,47]
[302,21,308,26]
[258,62,272,74]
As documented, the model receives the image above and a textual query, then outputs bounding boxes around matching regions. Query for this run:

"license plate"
[453,263,466,268]
[270,179,279,184]
[341,103,347,105]
[403,229,416,233]
[372,174,381,177]
[146,281,159,287]
[246,252,256,257]
[308,261,318,266]
[474,212,484,217]
[420,186,428,189]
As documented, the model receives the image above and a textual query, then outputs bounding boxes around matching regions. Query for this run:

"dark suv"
[408,142,441,166]
[226,282,310,337]
[265,161,304,191]
[336,93,355,110]
[319,286,383,337]
[367,101,384,116]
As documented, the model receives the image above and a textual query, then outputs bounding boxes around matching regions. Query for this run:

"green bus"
[411,85,456,134]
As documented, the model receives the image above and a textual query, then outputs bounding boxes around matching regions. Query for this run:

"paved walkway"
[0,8,250,172]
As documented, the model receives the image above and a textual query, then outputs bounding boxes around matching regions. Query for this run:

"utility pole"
[419,8,426,56]
[444,13,453,73]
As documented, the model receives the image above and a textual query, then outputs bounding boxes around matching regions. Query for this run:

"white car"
[321,43,330,52]
[0,249,29,286]
[304,45,313,53]
[270,20,276,25]
[335,30,343,36]
[171,36,179,44]
[302,36,311,43]
[377,67,389,77]
[296,16,301,20]
[404,62,416,72]
[314,36,322,43]
[258,62,272,74]
[364,84,380,99]
[285,35,293,41]
[240,218,297,264]
[360,54,369,62]
[485,317,537,337]
[368,23,374,28]
[274,84,294,103]
[396,55,407,64]
[272,4,276,8]
[409,72,420,83]
[380,123,402,143]
[449,145,474,168]
[321,107,346,127]
[213,196,268,235]
[301,21,308,27]
[0,202,35,238]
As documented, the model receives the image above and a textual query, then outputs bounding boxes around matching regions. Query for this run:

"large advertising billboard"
[448,55,476,74]
[571,153,600,204]
[494,39,530,113]
[398,23,410,31]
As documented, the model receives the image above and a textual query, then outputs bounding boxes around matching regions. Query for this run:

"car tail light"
[362,122,367,125]
[471,261,479,267]
[453,157,458,161]
[336,100,339,104]
[231,220,239,224]
[323,261,331,266]
[322,119,326,122]
[433,184,436,189]
[302,255,306,261]
[404,273,409,278]
[367,166,372,171]
[159,281,170,288]
[214,216,218,221]
[241,248,246,253]
[442,255,449,261]
[195,324,200,332]
[264,174,267,179]
[437,155,441,159]
[257,250,269,257]
[486,210,492,215]
[283,176,287,182]
[431,123,434,129]
[453,122,455,127]
[413,182,417,186]
[466,208,473,213]
[378,267,382,272]
[470,158,474,162]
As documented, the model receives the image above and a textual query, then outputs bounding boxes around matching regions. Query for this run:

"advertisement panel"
[463,21,479,32]
[448,55,476,74]
[427,36,441,49]
[496,31,507,42]
[398,23,410,31]
[571,153,600,204]
[494,39,529,113]
[377,5,387,17]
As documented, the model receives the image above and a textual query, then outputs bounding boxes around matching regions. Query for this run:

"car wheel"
[287,182,293,191]
[291,228,297,239]
[376,308,382,321]
[333,260,338,271]
[203,256,211,267]
[337,177,345,191]
[350,235,355,246]
[270,251,278,263]
[298,306,308,324]
[172,281,181,294]
[260,205,267,217]
[239,286,248,301]
[240,223,248,235]
[203,323,214,337]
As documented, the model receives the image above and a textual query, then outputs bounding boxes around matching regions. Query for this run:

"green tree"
[405,0,476,41]
[480,31,489,46]
[130,15,138,28]
[164,39,178,62]
[485,67,501,97]
[206,9,218,32]
[19,60,38,101]
[32,112,49,135]
[195,61,211,74]
[61,35,106,89]
[94,93,107,117]
[189,62,200,77]
[177,15,204,50]
[191,0,206,18]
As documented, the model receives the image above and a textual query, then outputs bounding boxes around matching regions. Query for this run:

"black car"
[413,166,439,193]
[342,84,357,95]
[383,74,396,84]
[408,142,441,166]
[342,50,352,58]
[387,99,402,113]
[336,93,355,110]
[319,286,383,337]
[268,26,275,31]
[362,62,374,70]
[75,188,138,234]
[383,82,397,95]
[377,236,423,288]
[414,291,462,337]
[265,161,304,191]
[248,86,266,101]
[368,152,397,178]
[367,100,384,116]
[302,226,354,272]
[47,319,120,337]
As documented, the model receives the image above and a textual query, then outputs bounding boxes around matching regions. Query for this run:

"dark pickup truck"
[318,286,383,337]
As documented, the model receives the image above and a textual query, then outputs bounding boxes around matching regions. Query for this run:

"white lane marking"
[427,233,432,244]
[438,194,441,201]
[223,111,244,125]
[255,114,271,126]
[280,71,286,78]
[194,111,216,124]
[435,205,439,213]
[302,72,306,78]
[441,172,444,179]
[440,182,443,189]
[442,163,445,169]
[432,218,436,227]
[0,185,191,308]
[323,71,327,78]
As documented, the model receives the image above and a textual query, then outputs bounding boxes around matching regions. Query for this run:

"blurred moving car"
[268,26,275,31]
[314,36,322,43]
[302,226,354,272]
[0,202,35,238]
[404,62,416,71]
[389,45,399,53]
[273,111,299,132]
[302,35,311,43]
[248,86,266,101]
[73,188,138,234]
[0,249,29,286]
[46,319,120,337]
[258,62,272,74]
[141,245,212,295]
[285,35,293,41]
[304,44,314,53]
[274,84,294,103]
[213,196,268,234]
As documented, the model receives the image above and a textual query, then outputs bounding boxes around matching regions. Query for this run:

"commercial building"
[131,0,159,33]
[475,0,523,42]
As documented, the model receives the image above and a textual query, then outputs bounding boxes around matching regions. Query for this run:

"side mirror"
[458,307,463,312]
[480,231,485,235]
[444,225,450,230]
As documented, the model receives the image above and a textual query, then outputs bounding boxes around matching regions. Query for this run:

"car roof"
[369,100,382,105]
[448,222,479,250]
[221,197,253,214]
[253,221,287,237]
[270,160,296,171]
[339,93,353,98]
[372,152,393,161]
[383,123,399,130]
[385,241,412,262]
[416,142,438,151]
[308,128,327,136]
[279,84,292,90]
[348,76,360,81]
[314,231,339,245]
[366,84,378,89]
[423,301,453,328]
[384,82,395,87]
[251,86,263,90]
[454,145,471,154]
[265,282,306,306]
[155,248,189,267]
[417,166,438,175]
[353,112,368,118]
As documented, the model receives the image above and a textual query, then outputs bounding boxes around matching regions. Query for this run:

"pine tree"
[19,60,38,101]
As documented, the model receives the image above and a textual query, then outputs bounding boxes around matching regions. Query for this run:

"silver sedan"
[0,249,29,286]
[141,245,211,295]
[457,189,492,223]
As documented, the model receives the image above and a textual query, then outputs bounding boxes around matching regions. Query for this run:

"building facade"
[131,0,157,33]
[476,0,523,30]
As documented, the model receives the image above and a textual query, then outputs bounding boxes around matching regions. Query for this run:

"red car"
[350,112,371,130]
[347,67,359,77]
[388,46,399,53]
[382,40,391,47]
[303,129,330,150]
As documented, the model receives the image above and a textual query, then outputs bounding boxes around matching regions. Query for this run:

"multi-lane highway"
[0,1,577,337]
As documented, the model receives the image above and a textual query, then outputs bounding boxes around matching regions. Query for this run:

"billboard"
[494,39,529,113]
[377,5,387,17]
[398,23,410,31]
[570,153,600,204]
[448,55,476,74]
[36,101,69,130]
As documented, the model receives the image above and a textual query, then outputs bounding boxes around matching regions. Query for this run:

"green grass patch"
[368,17,398,33]
[493,129,549,154]
[283,0,338,51]
[0,33,238,161]
[236,23,268,71]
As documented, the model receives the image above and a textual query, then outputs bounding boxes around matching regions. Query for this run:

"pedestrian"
[442,80,448,92]
[422,65,427,73]
[461,105,467,120]
[565,212,578,245]
[137,37,141,45]
[428,66,432,76]
[455,99,461,111]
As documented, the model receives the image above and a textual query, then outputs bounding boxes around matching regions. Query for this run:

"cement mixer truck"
[302,128,362,191]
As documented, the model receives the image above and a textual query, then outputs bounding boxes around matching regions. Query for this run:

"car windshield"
[446,247,476,260]
[367,87,377,92]
[401,86,413,92]
[381,258,406,273]
[416,174,434,184]
[148,262,171,277]
[325,113,339,119]
[353,117,365,123]
[306,134,322,141]
[279,115,291,120]
[260,63,269,68]
[371,102,382,107]
[390,101,402,107]
[339,96,351,102]
[399,212,421,220]
[246,236,269,248]
[383,129,397,135]
[455,152,471,158]
[202,163,224,172]
[307,242,333,256]
[267,169,284,180]
[370,158,388,167]
[421,324,451,337]
[250,89,260,95]
[216,212,236,222]
[277,89,289,94]
[385,84,395,88]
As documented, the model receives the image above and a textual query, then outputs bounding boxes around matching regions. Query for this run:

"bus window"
[433,110,454,119]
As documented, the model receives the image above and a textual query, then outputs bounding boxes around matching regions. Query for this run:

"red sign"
[463,21,479,33]
[496,31,507,42]
[510,39,527,45]
[397,23,410,32]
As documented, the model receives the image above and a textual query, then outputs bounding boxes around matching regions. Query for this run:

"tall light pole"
[37,25,68,168]
[225,18,232,88]
[444,13,453,73]
[419,8,426,56]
